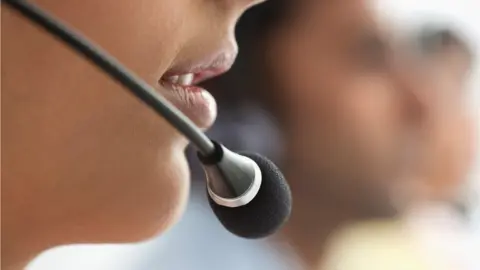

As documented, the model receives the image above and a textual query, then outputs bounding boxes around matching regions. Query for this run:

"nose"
[206,0,267,61]
[393,56,426,127]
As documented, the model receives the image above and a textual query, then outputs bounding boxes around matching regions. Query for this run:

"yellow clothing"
[322,220,430,270]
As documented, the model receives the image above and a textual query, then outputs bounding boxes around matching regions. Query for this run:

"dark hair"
[417,26,473,64]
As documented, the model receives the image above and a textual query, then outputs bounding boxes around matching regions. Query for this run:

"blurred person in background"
[321,27,478,270]
[2,0,264,269]
[130,0,424,269]
[236,1,421,268]
[410,28,476,206]
[402,26,477,270]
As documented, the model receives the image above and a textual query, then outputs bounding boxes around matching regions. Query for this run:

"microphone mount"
[198,141,262,208]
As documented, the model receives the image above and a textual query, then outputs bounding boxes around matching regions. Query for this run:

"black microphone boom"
[4,0,292,239]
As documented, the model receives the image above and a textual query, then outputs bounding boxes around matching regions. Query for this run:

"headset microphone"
[198,142,291,238]
[4,0,292,238]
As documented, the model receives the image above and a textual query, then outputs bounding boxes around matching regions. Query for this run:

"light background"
[27,0,480,269]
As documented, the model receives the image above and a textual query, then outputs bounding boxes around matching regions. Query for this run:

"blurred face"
[412,41,476,202]
[2,0,262,252]
[266,0,419,217]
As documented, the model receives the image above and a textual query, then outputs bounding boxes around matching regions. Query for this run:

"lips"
[157,53,235,130]
[162,53,235,85]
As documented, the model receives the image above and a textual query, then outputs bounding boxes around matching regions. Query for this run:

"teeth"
[178,73,194,85]
[163,73,194,86]
[166,75,179,84]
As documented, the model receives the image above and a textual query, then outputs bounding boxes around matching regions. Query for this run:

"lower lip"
[157,81,217,130]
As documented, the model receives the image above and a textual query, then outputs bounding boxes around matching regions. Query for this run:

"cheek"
[4,59,189,243]
[4,0,195,244]
[349,77,402,131]
[38,0,185,81]
[342,79,406,161]
[277,68,330,124]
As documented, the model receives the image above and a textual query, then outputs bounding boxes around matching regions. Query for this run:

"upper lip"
[161,51,237,85]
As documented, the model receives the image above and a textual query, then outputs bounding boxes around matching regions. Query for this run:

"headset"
[3,0,292,239]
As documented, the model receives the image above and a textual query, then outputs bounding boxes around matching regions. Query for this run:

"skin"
[1,0,263,268]
[410,39,476,203]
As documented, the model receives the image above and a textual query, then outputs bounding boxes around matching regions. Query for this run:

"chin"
[132,150,191,242]
[78,146,192,244]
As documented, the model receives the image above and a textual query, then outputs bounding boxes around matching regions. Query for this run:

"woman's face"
[2,0,262,249]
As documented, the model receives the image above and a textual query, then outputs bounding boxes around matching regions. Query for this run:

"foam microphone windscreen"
[208,153,292,239]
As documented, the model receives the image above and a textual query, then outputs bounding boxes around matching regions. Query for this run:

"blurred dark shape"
[417,26,472,57]
[414,26,474,85]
